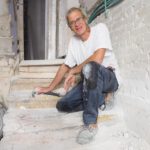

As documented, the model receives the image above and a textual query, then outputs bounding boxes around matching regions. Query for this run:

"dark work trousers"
[56,61,119,125]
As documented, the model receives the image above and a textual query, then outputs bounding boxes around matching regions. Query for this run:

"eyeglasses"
[69,17,84,27]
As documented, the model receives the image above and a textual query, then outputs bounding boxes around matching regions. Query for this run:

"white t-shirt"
[65,23,121,85]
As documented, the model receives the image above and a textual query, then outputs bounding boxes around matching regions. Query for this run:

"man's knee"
[82,61,99,89]
[82,61,98,78]
[56,100,71,112]
[56,101,62,111]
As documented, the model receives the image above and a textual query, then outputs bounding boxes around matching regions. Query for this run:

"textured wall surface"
[0,0,12,54]
[0,0,15,98]
[0,0,9,15]
[90,0,150,144]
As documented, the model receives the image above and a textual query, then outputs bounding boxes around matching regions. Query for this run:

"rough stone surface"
[0,15,11,37]
[6,76,62,109]
[0,37,12,52]
[0,78,11,99]
[0,106,150,150]
[93,0,150,104]
[90,0,150,145]
[0,58,8,67]
[0,54,18,99]
[0,0,9,16]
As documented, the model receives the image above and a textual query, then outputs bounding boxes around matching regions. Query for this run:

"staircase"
[7,59,63,109]
[18,59,62,79]
[0,60,150,150]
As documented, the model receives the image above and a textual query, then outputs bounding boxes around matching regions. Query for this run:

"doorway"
[24,0,46,60]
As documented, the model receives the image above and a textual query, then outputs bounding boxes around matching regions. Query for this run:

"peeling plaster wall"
[0,0,9,15]
[0,0,12,54]
[0,0,16,99]
[85,0,150,144]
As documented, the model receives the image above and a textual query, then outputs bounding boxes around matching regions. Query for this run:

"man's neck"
[79,26,90,41]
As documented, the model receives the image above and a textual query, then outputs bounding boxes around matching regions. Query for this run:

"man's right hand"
[34,87,51,94]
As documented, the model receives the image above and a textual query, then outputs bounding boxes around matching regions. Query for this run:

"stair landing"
[0,106,150,150]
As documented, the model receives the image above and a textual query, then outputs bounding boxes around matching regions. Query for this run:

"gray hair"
[66,7,87,26]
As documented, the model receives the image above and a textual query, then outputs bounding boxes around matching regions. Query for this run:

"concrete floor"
[0,103,150,150]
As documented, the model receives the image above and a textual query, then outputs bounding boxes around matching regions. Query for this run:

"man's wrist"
[69,69,75,75]
[48,85,53,92]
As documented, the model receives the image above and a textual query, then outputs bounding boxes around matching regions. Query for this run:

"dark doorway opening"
[24,0,45,60]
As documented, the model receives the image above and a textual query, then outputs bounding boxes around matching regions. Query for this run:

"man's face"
[68,10,87,36]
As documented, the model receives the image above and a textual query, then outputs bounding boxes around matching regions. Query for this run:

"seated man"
[36,7,120,144]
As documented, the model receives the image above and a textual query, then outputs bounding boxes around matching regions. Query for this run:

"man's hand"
[34,87,51,94]
[64,74,76,92]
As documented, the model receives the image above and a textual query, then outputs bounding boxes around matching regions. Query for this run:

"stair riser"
[7,95,60,109]
[19,66,59,73]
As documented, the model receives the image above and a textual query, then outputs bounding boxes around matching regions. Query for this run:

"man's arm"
[70,48,106,75]
[64,48,106,91]
[36,63,70,94]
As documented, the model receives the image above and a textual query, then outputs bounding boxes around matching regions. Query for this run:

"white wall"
[90,0,150,144]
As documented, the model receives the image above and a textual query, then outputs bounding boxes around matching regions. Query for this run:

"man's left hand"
[64,74,76,92]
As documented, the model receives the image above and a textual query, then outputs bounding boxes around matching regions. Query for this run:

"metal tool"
[32,91,62,97]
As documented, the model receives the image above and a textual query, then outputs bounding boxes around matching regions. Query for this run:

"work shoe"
[76,124,98,144]
[99,93,115,111]
[105,93,115,110]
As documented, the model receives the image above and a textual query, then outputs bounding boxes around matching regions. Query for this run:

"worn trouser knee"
[56,101,67,112]
[82,61,99,89]
[56,101,62,111]
[56,100,72,112]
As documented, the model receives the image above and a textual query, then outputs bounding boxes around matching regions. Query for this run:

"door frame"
[16,0,58,61]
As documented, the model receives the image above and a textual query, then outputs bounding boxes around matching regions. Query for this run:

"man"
[36,7,120,144]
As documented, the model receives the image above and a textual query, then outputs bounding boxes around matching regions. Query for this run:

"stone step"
[7,76,65,109]
[10,77,51,93]
[7,94,59,109]
[19,59,64,67]
[7,59,65,109]
[18,72,56,79]
[18,60,63,79]
[10,78,52,91]
[19,66,59,73]
[1,107,150,150]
